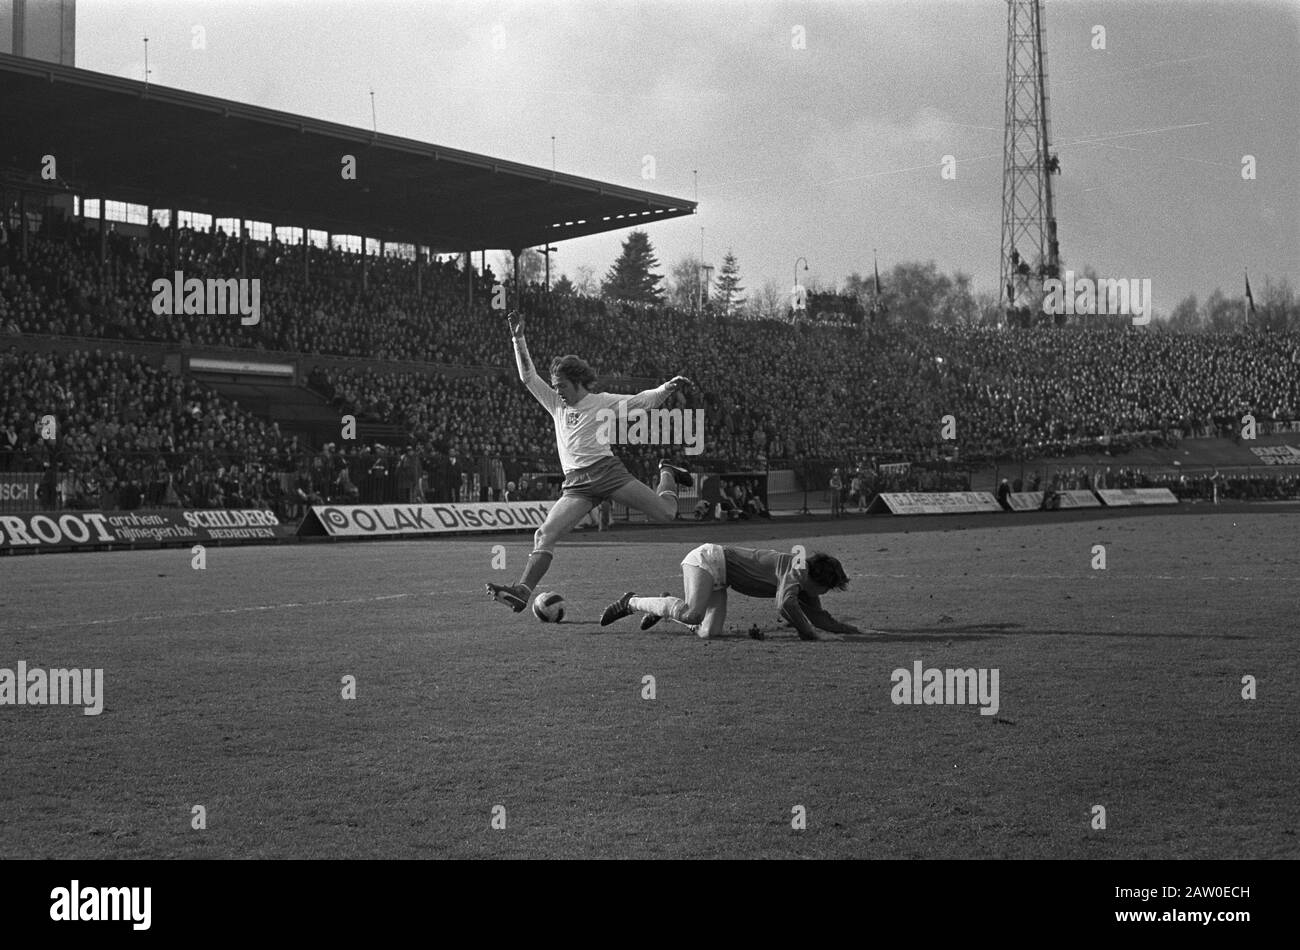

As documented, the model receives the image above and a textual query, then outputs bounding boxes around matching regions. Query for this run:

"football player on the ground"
[599,543,881,640]
[485,309,694,612]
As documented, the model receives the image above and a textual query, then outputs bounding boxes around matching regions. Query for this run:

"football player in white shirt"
[485,310,695,612]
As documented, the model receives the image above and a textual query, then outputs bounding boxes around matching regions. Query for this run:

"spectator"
[996,478,1012,510]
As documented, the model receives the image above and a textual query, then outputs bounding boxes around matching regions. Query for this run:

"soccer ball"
[532,591,566,623]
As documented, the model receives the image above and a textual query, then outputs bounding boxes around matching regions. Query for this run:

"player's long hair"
[807,553,849,591]
[550,355,598,390]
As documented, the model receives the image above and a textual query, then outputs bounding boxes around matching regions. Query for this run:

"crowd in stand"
[2,216,1300,514]
[819,462,974,514]
[1178,471,1300,501]
[992,465,1300,503]
[0,349,297,512]
[699,477,771,521]
[1061,467,1300,502]
[0,223,503,363]
[306,363,680,486]
[299,312,1300,472]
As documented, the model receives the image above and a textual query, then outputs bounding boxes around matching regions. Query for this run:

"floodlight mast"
[1000,0,1061,327]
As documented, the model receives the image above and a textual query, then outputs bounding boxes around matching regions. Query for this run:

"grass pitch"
[2,506,1297,859]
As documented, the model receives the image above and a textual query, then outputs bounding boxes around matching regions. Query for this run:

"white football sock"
[630,595,683,618]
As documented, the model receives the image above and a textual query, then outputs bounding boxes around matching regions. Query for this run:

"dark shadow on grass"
[862,623,1251,641]
[560,618,1248,642]
[840,632,994,644]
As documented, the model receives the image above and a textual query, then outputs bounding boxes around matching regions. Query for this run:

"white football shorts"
[681,542,727,591]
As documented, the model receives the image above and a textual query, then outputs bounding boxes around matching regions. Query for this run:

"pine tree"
[715,250,745,315]
[601,230,664,303]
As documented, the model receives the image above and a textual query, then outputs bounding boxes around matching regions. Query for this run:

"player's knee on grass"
[674,602,707,626]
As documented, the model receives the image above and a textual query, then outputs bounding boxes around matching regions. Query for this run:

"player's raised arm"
[508,311,536,382]
[508,311,558,409]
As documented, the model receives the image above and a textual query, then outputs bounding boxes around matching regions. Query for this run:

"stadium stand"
[4,214,1300,514]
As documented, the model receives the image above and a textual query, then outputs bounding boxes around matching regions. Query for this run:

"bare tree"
[668,255,704,311]
[1168,293,1201,333]
[1202,288,1240,332]
[573,263,598,296]
[1261,276,1297,332]
[496,249,546,287]
[747,278,787,321]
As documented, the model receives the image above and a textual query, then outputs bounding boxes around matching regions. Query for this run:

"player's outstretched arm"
[508,310,558,410]
[663,375,693,393]
[804,601,888,636]
[629,375,694,410]
[801,600,862,635]
[821,616,872,636]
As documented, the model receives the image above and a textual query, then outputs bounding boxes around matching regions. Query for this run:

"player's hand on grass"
[507,310,525,338]
[844,625,890,637]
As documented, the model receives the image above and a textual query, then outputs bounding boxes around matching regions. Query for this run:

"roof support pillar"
[302,224,309,285]
[465,250,472,310]
[169,207,178,272]
[511,247,522,311]
[18,190,28,261]
[98,194,106,265]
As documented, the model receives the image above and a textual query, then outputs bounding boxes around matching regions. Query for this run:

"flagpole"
[872,248,880,323]
[1245,267,1257,331]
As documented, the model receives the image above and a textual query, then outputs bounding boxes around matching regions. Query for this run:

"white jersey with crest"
[523,370,668,475]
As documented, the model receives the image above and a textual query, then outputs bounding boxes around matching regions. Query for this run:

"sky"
[77,0,1300,313]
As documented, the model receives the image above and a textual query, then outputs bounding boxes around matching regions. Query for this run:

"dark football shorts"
[561,456,638,502]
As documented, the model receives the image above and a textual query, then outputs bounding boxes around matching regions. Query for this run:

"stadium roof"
[0,52,696,252]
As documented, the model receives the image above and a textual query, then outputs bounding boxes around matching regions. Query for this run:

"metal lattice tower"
[1000,0,1060,326]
